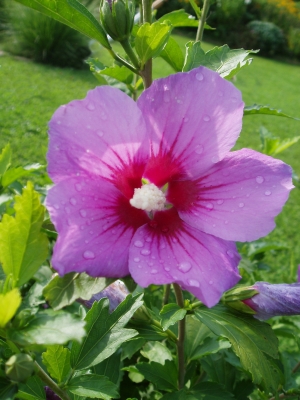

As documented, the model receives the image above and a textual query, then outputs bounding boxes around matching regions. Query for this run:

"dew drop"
[224,220,229,225]
[80,209,87,218]
[188,279,200,288]
[97,130,104,137]
[196,72,204,81]
[211,155,219,163]
[184,117,189,122]
[203,115,210,122]
[176,98,183,104]
[84,239,89,244]
[195,145,203,154]
[206,203,214,210]
[64,206,71,214]
[134,257,140,262]
[100,112,107,120]
[159,243,166,249]
[151,269,158,274]
[83,250,95,260]
[172,238,178,243]
[256,176,264,184]
[164,266,170,271]
[54,204,60,210]
[75,183,82,192]
[218,91,224,97]
[265,190,272,196]
[146,237,152,242]
[163,90,170,103]
[141,249,151,256]
[226,250,235,258]
[87,102,95,111]
[209,280,213,285]
[178,262,192,273]
[217,199,224,205]
[70,197,77,206]
[57,120,61,125]
[134,240,144,248]
[239,202,245,208]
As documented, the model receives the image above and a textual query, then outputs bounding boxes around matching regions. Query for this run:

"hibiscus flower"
[46,67,293,307]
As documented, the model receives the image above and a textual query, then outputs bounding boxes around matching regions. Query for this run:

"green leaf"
[123,365,145,383]
[71,294,143,370]
[189,337,231,361]
[183,43,258,78]
[93,351,121,385]
[159,10,199,27]
[0,182,49,287]
[121,337,146,360]
[14,0,110,49]
[159,303,186,331]
[42,345,71,383]
[43,272,114,310]
[195,305,282,392]
[140,341,173,364]
[136,360,178,391]
[0,289,22,328]
[135,22,172,67]
[17,376,46,400]
[0,378,17,400]
[67,374,118,399]
[184,315,212,362]
[244,104,300,120]
[161,382,235,399]
[2,165,43,188]
[96,65,134,85]
[8,310,86,346]
[160,36,184,72]
[0,144,11,177]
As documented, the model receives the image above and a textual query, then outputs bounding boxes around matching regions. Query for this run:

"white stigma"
[130,183,166,212]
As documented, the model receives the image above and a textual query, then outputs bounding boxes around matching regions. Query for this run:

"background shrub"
[4,2,91,69]
[288,27,300,57]
[245,20,286,56]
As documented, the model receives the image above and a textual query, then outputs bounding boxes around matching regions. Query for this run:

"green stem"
[141,0,153,88]
[163,284,171,306]
[150,318,178,343]
[108,49,139,74]
[196,0,210,43]
[35,361,71,400]
[190,300,203,309]
[173,283,186,390]
[120,39,140,70]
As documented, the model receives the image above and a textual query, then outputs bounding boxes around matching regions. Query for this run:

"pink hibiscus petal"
[46,176,149,277]
[129,216,241,307]
[137,66,244,183]
[174,149,294,242]
[47,86,149,184]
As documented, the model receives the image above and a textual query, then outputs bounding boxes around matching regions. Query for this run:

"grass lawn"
[0,34,300,279]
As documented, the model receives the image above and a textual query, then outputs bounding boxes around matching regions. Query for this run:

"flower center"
[130,183,166,212]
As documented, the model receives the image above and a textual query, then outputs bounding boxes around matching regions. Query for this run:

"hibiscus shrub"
[0,0,300,399]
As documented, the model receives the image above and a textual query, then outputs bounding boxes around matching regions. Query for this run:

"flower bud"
[100,0,135,42]
[5,354,35,383]
[45,387,61,400]
[243,282,300,320]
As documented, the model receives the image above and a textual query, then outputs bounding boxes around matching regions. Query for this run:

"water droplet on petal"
[75,183,82,192]
[151,269,158,274]
[196,72,204,81]
[211,155,219,163]
[217,199,224,205]
[239,202,245,208]
[178,262,192,273]
[184,117,189,122]
[203,115,210,122]
[176,98,183,104]
[134,240,144,248]
[225,220,228,225]
[172,238,178,243]
[265,190,272,196]
[195,145,203,154]
[97,130,104,137]
[134,257,140,262]
[100,112,107,120]
[188,279,200,288]
[163,90,170,103]
[218,91,224,97]
[87,102,95,111]
[146,237,152,242]
[164,266,170,271]
[83,250,95,260]
[141,249,151,255]
[209,280,213,285]
[53,204,60,210]
[80,209,87,218]
[70,197,77,206]
[226,250,235,258]
[160,243,166,249]
[256,176,264,184]
[206,203,214,210]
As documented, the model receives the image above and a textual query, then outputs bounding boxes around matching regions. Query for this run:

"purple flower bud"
[79,280,129,312]
[44,387,61,400]
[243,281,300,320]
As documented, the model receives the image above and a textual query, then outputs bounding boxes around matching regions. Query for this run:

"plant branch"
[108,49,139,74]
[163,284,171,306]
[173,283,186,390]
[120,39,140,69]
[196,0,210,43]
[141,0,153,88]
[292,360,300,373]
[35,361,71,400]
